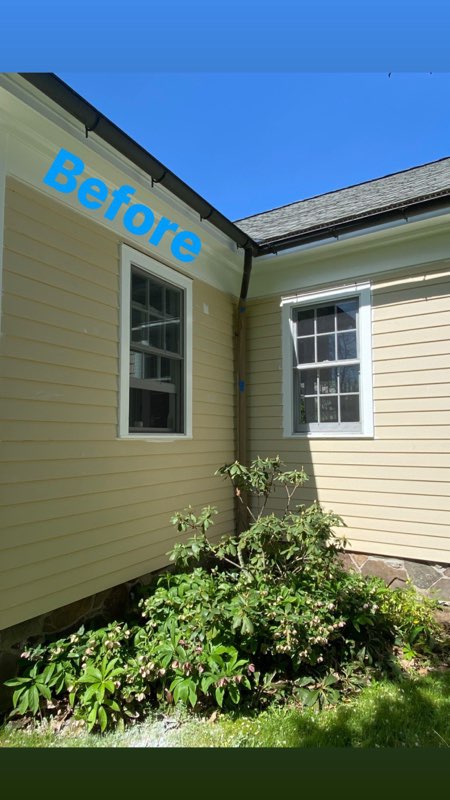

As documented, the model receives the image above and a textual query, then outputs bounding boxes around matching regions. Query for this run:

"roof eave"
[19,72,259,256]
[254,192,450,255]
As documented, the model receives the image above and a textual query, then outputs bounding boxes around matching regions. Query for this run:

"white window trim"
[119,244,193,440]
[281,282,374,439]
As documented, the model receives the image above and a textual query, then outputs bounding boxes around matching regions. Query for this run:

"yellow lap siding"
[0,178,236,630]
[247,273,450,564]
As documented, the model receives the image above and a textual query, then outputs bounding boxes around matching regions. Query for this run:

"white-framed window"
[119,244,192,439]
[281,283,373,438]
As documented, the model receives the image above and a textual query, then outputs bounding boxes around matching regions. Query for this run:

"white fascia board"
[0,74,243,297]
[255,203,450,263]
[249,211,450,299]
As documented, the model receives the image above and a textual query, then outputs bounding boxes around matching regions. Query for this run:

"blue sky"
[4,2,450,221]
[59,72,450,220]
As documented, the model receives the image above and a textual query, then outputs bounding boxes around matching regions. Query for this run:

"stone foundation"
[0,568,163,711]
[339,551,450,600]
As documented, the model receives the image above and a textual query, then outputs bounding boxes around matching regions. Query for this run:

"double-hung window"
[120,245,192,438]
[282,283,373,437]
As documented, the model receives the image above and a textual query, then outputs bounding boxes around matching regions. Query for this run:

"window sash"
[129,268,184,433]
[282,288,372,436]
[119,244,192,439]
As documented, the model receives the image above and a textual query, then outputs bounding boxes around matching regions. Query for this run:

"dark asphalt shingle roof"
[234,157,450,246]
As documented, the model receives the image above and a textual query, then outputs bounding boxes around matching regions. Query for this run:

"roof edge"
[19,73,259,256]
[255,192,450,254]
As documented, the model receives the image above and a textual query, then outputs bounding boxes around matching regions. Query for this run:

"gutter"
[19,72,259,257]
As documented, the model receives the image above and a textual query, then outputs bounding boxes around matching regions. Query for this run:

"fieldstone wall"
[0,570,159,711]
[339,551,450,600]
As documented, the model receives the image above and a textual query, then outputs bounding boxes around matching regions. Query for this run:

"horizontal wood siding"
[247,272,450,564]
[0,179,236,629]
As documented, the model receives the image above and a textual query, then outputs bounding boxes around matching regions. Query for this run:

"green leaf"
[241,616,254,635]
[5,677,31,687]
[232,615,242,631]
[98,705,108,733]
[18,693,30,715]
[12,687,26,708]
[29,685,40,715]
[188,684,197,708]
[215,687,224,708]
[81,684,100,702]
[36,682,52,701]
[105,699,121,712]
[42,663,56,684]
[227,684,240,705]
[87,703,99,724]
[303,689,320,707]
[201,675,216,694]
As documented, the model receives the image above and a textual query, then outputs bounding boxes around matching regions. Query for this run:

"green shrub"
[4,456,444,731]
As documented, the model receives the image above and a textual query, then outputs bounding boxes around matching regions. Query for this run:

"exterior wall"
[0,178,236,631]
[246,268,450,567]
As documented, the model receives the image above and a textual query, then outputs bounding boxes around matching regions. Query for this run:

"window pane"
[148,315,164,349]
[337,298,358,330]
[143,354,158,379]
[299,369,317,395]
[149,280,164,314]
[296,308,314,336]
[129,388,174,430]
[165,318,181,354]
[340,395,360,422]
[319,367,337,394]
[131,308,149,345]
[316,305,335,334]
[340,365,359,393]
[337,331,357,360]
[299,396,317,424]
[317,334,335,362]
[297,337,315,364]
[320,396,338,422]
[166,288,181,318]
[129,352,158,379]
[160,357,181,385]
[132,273,147,306]
[129,267,185,434]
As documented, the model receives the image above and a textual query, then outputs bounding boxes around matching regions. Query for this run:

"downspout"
[235,248,253,534]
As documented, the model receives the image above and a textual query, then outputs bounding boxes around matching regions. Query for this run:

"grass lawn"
[1,668,449,748]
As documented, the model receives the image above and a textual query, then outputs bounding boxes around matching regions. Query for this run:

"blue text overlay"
[43,148,202,263]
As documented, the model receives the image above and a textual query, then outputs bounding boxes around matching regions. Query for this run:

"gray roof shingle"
[234,157,450,245]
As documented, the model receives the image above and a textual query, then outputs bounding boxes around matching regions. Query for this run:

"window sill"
[117,434,193,442]
[284,432,374,440]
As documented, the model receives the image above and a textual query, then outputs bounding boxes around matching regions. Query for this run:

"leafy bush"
[4,457,444,731]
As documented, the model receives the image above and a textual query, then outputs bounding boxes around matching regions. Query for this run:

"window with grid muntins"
[129,267,184,433]
[292,297,361,432]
